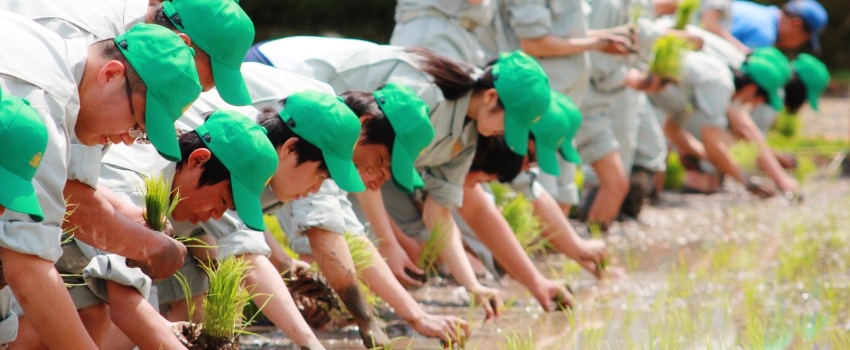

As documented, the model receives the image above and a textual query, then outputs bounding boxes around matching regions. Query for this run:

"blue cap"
[785,0,828,52]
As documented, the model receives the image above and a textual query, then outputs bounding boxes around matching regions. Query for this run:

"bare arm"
[422,196,501,318]
[727,107,797,192]
[64,180,186,279]
[354,190,425,286]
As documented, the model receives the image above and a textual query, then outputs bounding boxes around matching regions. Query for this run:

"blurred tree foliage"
[243,0,849,69]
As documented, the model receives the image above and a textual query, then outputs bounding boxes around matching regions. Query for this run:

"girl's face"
[474,88,506,137]
[353,143,391,191]
[268,138,328,202]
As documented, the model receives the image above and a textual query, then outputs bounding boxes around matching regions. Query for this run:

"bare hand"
[596,34,635,55]
[572,239,610,279]
[411,314,470,347]
[470,285,502,320]
[530,278,575,311]
[745,177,775,198]
[380,243,425,287]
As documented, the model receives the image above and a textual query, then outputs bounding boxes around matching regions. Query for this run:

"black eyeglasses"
[124,72,150,144]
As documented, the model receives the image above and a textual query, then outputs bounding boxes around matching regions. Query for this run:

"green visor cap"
[0,90,48,221]
[530,92,582,176]
[792,53,830,111]
[741,55,790,111]
[278,91,365,193]
[492,50,551,156]
[749,47,792,82]
[195,110,278,231]
[374,83,435,193]
[162,0,254,106]
[116,23,202,162]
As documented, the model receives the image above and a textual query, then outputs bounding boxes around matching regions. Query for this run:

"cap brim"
[324,152,365,193]
[390,141,422,193]
[212,60,252,106]
[231,177,265,231]
[559,141,582,164]
[767,90,783,111]
[144,91,181,162]
[535,141,560,176]
[504,112,531,156]
[0,166,43,222]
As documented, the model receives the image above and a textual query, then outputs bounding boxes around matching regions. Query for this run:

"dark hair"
[469,135,524,183]
[733,69,769,101]
[176,114,231,188]
[784,73,807,114]
[404,47,500,103]
[340,90,395,155]
[150,3,179,31]
[257,105,328,172]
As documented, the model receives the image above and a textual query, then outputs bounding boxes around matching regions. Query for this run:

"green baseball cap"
[492,50,551,156]
[115,23,202,162]
[557,94,582,165]
[0,90,48,221]
[162,0,254,106]
[278,91,365,193]
[792,53,830,111]
[194,110,278,231]
[373,83,435,193]
[741,55,790,111]
[530,92,582,176]
[750,47,792,82]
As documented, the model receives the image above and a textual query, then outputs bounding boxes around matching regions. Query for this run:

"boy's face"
[171,149,235,224]
[269,138,328,202]
[77,62,147,146]
[353,143,391,191]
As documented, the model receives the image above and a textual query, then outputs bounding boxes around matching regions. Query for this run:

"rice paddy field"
[240,97,850,349]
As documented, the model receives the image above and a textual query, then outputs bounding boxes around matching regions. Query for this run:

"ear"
[279,137,299,159]
[99,60,126,87]
[187,148,212,168]
[177,33,193,47]
[483,87,500,107]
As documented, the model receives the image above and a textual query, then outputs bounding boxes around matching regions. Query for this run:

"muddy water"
[241,98,850,349]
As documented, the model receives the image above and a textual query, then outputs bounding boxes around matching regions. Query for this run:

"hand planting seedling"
[141,174,182,233]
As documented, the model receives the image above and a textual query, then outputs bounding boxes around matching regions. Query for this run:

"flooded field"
[241,98,850,349]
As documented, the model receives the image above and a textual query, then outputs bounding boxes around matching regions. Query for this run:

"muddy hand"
[131,234,187,280]
[412,314,469,347]
[358,320,389,349]
[552,284,576,311]
[380,244,425,287]
[471,286,502,321]
[745,178,775,198]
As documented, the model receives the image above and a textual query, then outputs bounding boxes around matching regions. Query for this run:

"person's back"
[0,0,146,43]
[730,1,778,49]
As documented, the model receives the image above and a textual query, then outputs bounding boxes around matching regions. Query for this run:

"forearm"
[422,198,480,291]
[107,281,185,350]
[456,185,542,287]
[519,36,600,57]
[359,240,426,322]
[531,191,585,257]
[355,190,402,251]
[728,109,791,188]
[65,180,160,261]
[701,126,747,183]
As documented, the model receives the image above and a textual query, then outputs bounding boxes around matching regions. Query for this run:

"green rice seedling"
[664,151,685,189]
[200,256,253,341]
[417,222,449,277]
[729,142,760,173]
[649,35,693,81]
[501,329,535,350]
[500,193,548,256]
[343,231,375,273]
[262,215,301,261]
[674,0,700,29]
[140,174,181,232]
[489,182,513,207]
